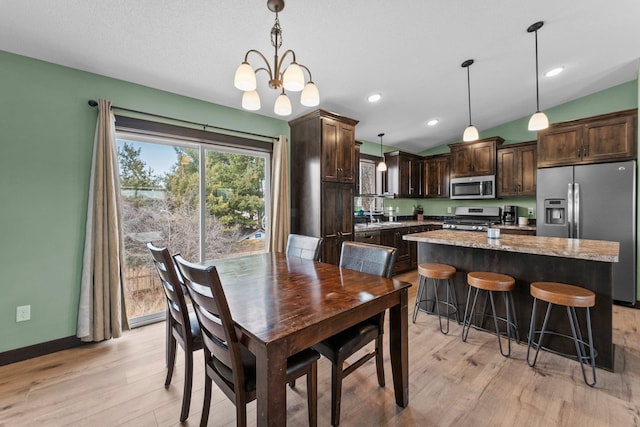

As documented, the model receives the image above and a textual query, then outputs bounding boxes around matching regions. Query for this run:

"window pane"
[117,138,199,320]
[356,161,383,213]
[204,148,267,260]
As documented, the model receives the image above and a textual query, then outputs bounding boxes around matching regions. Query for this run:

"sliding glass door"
[116,132,270,324]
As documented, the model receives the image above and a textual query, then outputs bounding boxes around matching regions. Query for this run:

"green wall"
[0,50,289,353]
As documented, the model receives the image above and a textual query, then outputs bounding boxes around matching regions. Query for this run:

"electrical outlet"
[447,206,452,214]
[16,305,31,322]
[528,208,534,216]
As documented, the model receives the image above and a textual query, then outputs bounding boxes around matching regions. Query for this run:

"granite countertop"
[403,229,619,262]
[355,220,443,231]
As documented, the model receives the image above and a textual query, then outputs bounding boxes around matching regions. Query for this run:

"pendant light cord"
[534,29,540,113]
[466,65,473,125]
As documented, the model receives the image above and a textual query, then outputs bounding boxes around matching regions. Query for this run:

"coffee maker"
[502,205,517,224]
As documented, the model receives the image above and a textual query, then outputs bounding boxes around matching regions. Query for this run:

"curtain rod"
[87,100,278,141]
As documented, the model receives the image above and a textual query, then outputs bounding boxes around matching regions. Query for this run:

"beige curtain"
[268,135,290,253]
[77,98,129,342]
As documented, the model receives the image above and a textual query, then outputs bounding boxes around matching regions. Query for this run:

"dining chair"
[313,241,397,427]
[146,243,203,422]
[286,234,323,260]
[173,254,321,427]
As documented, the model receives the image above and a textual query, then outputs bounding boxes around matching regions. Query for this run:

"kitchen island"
[404,229,619,370]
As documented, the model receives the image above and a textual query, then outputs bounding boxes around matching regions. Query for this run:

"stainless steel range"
[443,206,501,231]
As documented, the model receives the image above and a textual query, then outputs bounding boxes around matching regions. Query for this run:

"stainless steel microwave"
[450,175,496,199]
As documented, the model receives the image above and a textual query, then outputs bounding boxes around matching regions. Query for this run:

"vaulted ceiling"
[1,0,638,152]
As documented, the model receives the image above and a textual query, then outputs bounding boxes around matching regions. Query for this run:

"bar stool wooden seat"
[527,281,597,387]
[412,263,459,334]
[462,272,519,357]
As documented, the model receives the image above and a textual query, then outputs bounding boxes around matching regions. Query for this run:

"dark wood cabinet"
[321,117,357,182]
[537,109,637,168]
[384,151,423,198]
[289,109,359,265]
[448,136,504,178]
[408,225,432,269]
[322,182,354,265]
[381,227,411,274]
[497,141,537,197]
[423,154,450,198]
[498,227,536,236]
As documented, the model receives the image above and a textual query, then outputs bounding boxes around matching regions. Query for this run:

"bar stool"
[412,263,459,334]
[526,282,597,387]
[462,272,519,357]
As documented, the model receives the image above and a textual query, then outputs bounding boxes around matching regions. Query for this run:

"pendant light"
[461,59,479,142]
[527,21,550,131]
[377,133,387,172]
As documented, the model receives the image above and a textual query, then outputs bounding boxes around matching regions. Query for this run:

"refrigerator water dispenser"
[544,199,566,225]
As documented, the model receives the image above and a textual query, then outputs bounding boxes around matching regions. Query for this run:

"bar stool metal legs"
[462,272,518,358]
[413,263,459,335]
[527,281,597,387]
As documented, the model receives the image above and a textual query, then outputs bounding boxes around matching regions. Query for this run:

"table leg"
[389,288,409,407]
[255,344,288,427]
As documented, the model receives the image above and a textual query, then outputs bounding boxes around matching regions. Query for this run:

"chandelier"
[234,0,319,116]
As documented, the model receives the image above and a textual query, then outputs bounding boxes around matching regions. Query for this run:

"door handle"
[574,183,580,239]
[567,183,574,238]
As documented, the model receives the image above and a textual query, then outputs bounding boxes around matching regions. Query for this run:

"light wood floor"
[1,271,639,426]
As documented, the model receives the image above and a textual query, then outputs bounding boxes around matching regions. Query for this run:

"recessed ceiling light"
[367,93,382,103]
[426,119,439,126]
[545,67,564,77]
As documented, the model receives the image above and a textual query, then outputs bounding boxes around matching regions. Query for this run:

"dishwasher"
[354,229,381,245]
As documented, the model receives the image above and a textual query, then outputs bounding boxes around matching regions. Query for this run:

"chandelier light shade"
[234,0,319,116]
[274,92,292,116]
[461,59,479,142]
[527,21,550,131]
[282,63,305,91]
[234,62,257,91]
[241,90,261,111]
[377,133,387,172]
[300,81,320,107]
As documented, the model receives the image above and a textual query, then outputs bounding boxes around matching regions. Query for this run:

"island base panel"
[417,243,614,370]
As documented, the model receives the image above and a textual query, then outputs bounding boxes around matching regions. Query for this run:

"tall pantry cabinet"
[289,109,359,265]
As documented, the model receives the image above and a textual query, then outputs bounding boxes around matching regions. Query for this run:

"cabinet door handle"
[583,145,588,157]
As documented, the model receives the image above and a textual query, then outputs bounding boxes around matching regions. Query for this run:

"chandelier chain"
[271,14,283,49]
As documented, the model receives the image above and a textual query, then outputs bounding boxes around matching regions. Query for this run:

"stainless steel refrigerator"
[536,160,636,305]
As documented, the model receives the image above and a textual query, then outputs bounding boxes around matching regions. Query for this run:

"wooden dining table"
[204,252,411,427]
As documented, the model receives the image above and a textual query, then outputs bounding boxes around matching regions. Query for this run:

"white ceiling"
[1,0,639,152]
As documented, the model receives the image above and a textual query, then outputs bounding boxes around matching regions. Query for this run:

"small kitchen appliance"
[502,205,517,224]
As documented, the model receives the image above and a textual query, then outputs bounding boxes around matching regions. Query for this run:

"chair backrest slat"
[173,254,246,388]
[147,243,191,339]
